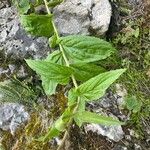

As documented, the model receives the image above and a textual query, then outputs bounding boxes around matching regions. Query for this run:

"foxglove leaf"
[58,35,116,63]
[26,59,73,85]
[76,69,126,101]
[40,105,75,142]
[48,0,63,7]
[46,50,64,65]
[68,89,85,113]
[74,111,124,127]
[71,63,105,82]
[49,33,58,48]
[38,125,60,142]
[41,76,57,96]
[41,51,64,95]
[20,14,53,37]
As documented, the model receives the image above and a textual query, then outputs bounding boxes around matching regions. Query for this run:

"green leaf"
[20,14,53,37]
[74,111,124,127]
[68,89,85,110]
[40,104,75,142]
[12,0,30,14]
[58,35,116,63]
[48,0,63,7]
[49,33,58,48]
[68,89,85,114]
[125,96,142,113]
[41,76,57,95]
[42,51,64,95]
[75,69,126,101]
[70,63,105,82]
[0,78,35,105]
[68,88,77,106]
[26,59,73,85]
[38,125,60,142]
[46,50,64,65]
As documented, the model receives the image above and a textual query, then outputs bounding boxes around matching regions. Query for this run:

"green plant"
[0,77,36,106]
[13,0,126,149]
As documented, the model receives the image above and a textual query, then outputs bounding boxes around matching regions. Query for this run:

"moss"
[109,1,150,138]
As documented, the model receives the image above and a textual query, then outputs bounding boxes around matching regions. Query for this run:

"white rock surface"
[84,113,124,142]
[0,103,29,135]
[0,0,112,59]
[85,123,124,142]
[54,0,112,36]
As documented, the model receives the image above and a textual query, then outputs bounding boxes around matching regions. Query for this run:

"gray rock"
[134,144,142,150]
[84,114,124,142]
[113,145,128,150]
[0,0,111,59]
[0,7,50,60]
[0,103,29,135]
[90,0,112,35]
[54,0,112,36]
[86,92,125,142]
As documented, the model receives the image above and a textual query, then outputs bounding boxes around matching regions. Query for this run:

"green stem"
[43,0,79,149]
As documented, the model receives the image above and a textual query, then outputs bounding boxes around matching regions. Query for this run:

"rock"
[86,91,125,142]
[0,0,112,60]
[54,0,112,36]
[115,84,127,107]
[113,145,128,150]
[85,116,124,142]
[0,6,50,60]
[90,0,112,35]
[88,91,128,121]
[0,103,29,135]
[134,144,142,150]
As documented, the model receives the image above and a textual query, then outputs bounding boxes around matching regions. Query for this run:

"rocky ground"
[0,0,150,150]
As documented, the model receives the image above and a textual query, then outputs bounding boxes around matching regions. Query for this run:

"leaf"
[75,69,126,101]
[58,35,116,63]
[40,105,75,142]
[46,50,64,65]
[0,84,21,103]
[42,51,64,95]
[38,125,60,142]
[74,111,124,127]
[55,104,75,131]
[12,0,30,14]
[68,88,78,106]
[49,33,58,48]
[26,59,73,85]
[125,96,142,113]
[68,89,85,115]
[70,63,105,82]
[41,76,57,95]
[48,0,63,7]
[20,14,54,37]
[0,79,35,105]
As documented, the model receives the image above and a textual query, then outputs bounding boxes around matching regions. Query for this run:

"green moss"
[111,12,150,138]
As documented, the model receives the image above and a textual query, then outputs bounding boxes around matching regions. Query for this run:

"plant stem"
[43,0,79,149]
[43,0,78,89]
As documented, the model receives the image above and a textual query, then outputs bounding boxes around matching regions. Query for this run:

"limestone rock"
[84,114,124,142]
[0,0,112,59]
[0,103,29,135]
[0,7,50,60]
[54,0,112,36]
